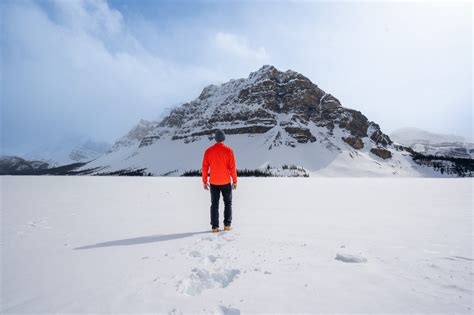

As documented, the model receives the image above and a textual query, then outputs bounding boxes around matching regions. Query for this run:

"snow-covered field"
[1,176,473,314]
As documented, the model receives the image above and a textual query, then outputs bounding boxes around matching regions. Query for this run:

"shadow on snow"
[74,230,210,250]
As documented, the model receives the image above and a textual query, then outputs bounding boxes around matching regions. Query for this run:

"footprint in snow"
[177,268,240,296]
[26,219,52,229]
[168,307,182,315]
[335,253,367,263]
[219,305,241,315]
[189,251,201,258]
[201,236,214,242]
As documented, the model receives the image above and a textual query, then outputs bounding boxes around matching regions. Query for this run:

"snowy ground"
[1,176,473,314]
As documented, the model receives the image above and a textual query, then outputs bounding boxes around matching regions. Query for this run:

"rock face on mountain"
[113,119,158,149]
[79,65,470,177]
[370,148,393,159]
[121,65,391,153]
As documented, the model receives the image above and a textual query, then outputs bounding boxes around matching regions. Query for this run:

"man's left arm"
[202,151,210,190]
[229,149,237,189]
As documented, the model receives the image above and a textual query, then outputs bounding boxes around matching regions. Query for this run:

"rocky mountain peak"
[248,65,308,84]
[118,65,391,153]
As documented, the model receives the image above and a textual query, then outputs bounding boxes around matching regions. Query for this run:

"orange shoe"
[224,226,232,231]
[211,227,220,233]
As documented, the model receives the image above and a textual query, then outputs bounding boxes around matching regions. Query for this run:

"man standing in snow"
[202,129,238,233]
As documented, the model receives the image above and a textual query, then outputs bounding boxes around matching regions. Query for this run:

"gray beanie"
[215,129,225,142]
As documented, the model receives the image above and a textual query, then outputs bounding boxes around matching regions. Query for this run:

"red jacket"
[202,142,237,185]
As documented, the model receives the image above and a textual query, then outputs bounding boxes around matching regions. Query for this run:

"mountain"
[390,127,474,159]
[0,155,50,175]
[75,65,464,177]
[24,139,111,166]
[1,138,111,175]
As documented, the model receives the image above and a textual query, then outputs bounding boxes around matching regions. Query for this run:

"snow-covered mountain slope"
[24,139,111,166]
[0,155,50,175]
[390,127,474,159]
[68,140,112,163]
[79,65,452,177]
[3,176,473,313]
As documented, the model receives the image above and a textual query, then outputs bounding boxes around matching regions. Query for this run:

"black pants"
[210,183,232,228]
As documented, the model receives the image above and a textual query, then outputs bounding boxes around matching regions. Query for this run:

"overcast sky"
[1,0,472,154]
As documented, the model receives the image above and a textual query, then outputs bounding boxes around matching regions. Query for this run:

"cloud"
[207,31,270,79]
[214,32,269,63]
[1,0,222,153]
[1,0,471,155]
[51,0,124,36]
